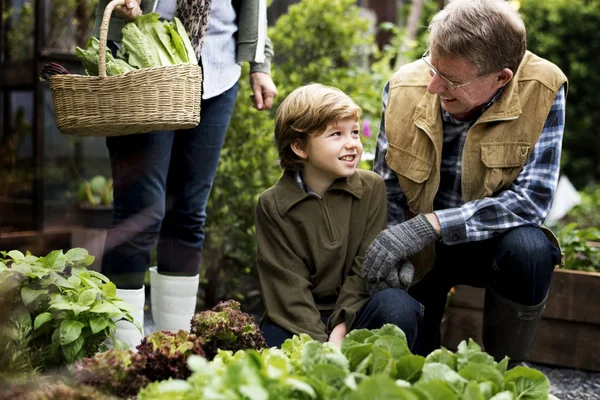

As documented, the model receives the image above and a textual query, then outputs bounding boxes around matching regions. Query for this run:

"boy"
[255,84,423,348]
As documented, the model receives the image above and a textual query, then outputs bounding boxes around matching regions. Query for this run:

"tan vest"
[385,51,567,282]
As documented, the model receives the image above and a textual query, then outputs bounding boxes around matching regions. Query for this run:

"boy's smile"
[292,118,363,196]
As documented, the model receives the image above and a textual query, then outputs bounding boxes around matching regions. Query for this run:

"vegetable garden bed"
[442,268,600,372]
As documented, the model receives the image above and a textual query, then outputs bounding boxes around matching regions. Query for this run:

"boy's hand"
[115,0,142,21]
[327,322,347,348]
[361,214,440,284]
[249,72,278,110]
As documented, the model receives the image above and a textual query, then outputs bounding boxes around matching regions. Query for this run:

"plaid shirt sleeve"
[373,81,408,226]
[434,85,567,244]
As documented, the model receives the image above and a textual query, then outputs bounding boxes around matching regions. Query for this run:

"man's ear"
[291,139,308,160]
[496,68,514,88]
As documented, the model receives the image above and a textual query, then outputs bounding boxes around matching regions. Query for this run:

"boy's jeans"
[261,288,423,348]
[101,83,239,289]
[409,226,561,356]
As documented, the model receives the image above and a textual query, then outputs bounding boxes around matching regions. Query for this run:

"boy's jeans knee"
[352,288,423,349]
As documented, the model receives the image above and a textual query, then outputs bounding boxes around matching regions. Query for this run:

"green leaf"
[103,281,117,298]
[33,312,54,330]
[419,363,467,395]
[372,335,411,359]
[60,319,85,345]
[396,355,425,383]
[459,362,504,394]
[88,270,110,283]
[65,248,89,262]
[371,345,395,376]
[344,343,373,372]
[425,347,457,370]
[89,316,110,334]
[21,287,48,306]
[68,276,82,287]
[72,304,91,316]
[43,250,64,271]
[0,261,7,272]
[347,375,419,400]
[413,380,459,400]
[61,335,85,362]
[49,293,76,310]
[462,381,485,400]
[78,288,97,306]
[504,366,550,399]
[90,300,122,315]
[8,250,25,261]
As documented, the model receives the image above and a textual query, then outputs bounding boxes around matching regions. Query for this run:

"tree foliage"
[520,0,600,188]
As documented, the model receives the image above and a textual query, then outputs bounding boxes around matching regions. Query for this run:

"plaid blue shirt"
[374,82,566,245]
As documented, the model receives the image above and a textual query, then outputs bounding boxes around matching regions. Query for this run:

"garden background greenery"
[201,0,600,310]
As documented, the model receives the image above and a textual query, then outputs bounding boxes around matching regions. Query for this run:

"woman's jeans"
[261,288,423,349]
[408,226,561,356]
[101,83,239,289]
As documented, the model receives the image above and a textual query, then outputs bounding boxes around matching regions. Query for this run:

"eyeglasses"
[421,49,485,91]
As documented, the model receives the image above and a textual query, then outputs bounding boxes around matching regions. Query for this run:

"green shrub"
[202,0,398,309]
[520,0,600,188]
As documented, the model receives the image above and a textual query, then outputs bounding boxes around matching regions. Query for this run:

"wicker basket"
[49,0,202,137]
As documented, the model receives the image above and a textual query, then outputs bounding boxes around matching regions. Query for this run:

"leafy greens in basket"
[75,13,197,76]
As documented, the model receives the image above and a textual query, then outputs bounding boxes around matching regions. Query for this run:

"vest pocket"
[387,144,433,204]
[480,143,531,195]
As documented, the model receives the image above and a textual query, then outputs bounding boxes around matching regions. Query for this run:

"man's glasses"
[421,49,485,91]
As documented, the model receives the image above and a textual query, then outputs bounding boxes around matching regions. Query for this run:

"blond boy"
[256,84,423,347]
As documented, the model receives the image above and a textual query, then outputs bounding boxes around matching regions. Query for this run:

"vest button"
[452,234,460,242]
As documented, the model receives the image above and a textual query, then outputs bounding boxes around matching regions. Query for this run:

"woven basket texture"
[49,0,202,137]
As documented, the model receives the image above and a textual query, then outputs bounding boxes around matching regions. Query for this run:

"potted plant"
[77,175,113,229]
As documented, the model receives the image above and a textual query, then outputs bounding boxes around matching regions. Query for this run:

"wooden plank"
[0,227,74,255]
[442,307,600,371]
[449,269,600,324]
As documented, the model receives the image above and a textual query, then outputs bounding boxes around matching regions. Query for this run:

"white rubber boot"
[112,287,145,350]
[149,266,199,332]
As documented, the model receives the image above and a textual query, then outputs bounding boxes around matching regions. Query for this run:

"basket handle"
[98,0,126,78]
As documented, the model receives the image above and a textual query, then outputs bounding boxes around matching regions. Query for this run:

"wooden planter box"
[442,269,600,372]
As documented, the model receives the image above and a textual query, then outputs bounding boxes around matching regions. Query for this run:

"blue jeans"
[409,226,561,356]
[261,288,423,348]
[101,83,239,289]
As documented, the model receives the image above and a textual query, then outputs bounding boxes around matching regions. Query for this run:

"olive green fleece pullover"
[255,169,387,342]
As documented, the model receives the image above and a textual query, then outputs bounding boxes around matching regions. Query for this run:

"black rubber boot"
[482,288,547,364]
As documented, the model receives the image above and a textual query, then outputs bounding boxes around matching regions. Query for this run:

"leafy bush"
[555,223,600,273]
[137,324,552,400]
[190,299,267,360]
[0,248,137,370]
[137,330,205,381]
[520,0,600,188]
[74,348,150,398]
[556,185,600,229]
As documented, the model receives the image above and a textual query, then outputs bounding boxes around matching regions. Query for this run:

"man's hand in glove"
[362,214,441,284]
[367,259,415,296]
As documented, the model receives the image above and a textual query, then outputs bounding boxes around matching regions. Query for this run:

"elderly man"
[362,0,567,365]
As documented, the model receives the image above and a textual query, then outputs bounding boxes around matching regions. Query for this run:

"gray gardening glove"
[367,259,415,296]
[362,214,440,284]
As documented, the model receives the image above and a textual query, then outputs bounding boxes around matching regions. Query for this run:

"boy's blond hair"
[275,83,362,170]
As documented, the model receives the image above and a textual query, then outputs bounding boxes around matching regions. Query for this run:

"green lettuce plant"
[137,324,552,400]
[0,248,138,370]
